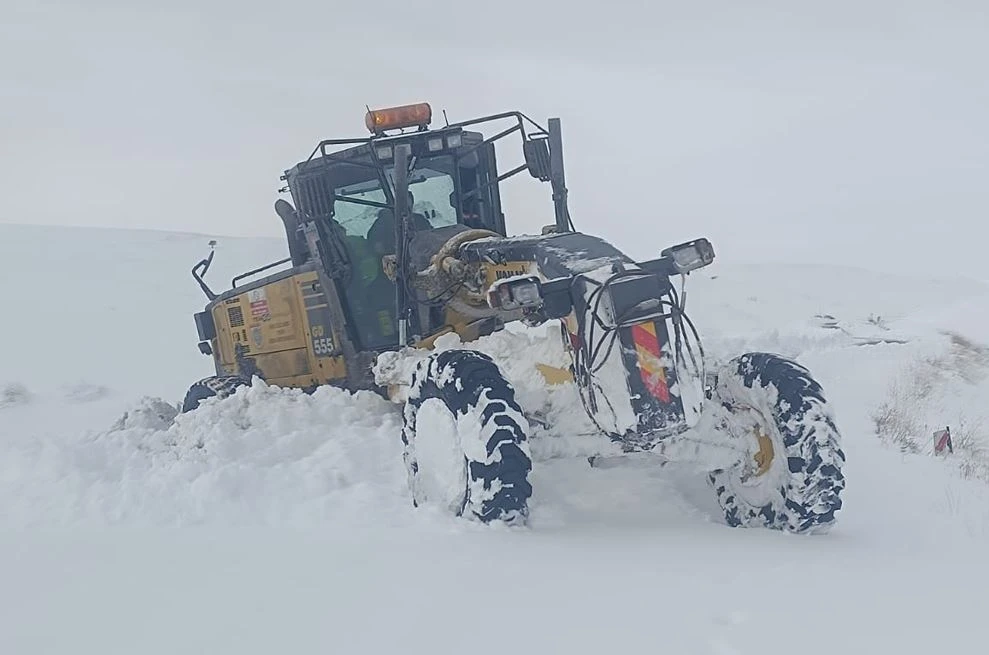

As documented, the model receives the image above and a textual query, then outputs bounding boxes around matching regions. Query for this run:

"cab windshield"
[333,155,458,351]
[333,156,459,238]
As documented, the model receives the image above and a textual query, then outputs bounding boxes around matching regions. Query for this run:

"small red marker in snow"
[934,427,953,456]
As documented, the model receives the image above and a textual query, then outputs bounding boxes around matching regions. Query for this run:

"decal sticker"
[251,325,263,348]
[313,337,334,356]
[630,320,671,403]
[311,324,334,356]
[247,288,270,321]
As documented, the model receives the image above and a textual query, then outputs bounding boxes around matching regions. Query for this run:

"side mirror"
[524,138,551,181]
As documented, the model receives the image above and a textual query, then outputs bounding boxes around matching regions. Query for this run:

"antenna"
[443,109,449,127]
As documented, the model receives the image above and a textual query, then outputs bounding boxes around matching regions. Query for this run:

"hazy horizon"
[3,0,987,278]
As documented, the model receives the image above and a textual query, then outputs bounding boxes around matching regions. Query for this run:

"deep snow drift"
[2,223,989,654]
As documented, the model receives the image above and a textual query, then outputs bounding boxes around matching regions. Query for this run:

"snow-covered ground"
[2,223,989,654]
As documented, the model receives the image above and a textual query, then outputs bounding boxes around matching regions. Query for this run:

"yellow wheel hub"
[753,428,775,476]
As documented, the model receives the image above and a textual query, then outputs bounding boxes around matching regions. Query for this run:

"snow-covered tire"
[708,352,846,534]
[181,375,251,413]
[402,349,533,525]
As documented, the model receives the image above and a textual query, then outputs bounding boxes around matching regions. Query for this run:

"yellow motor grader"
[184,103,845,532]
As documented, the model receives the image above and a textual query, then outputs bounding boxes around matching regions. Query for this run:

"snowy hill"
[2,223,989,654]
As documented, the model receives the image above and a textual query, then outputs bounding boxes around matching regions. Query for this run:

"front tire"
[709,353,846,534]
[402,349,533,525]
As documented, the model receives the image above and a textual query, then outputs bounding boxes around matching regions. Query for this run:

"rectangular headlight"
[661,238,715,274]
[487,276,543,312]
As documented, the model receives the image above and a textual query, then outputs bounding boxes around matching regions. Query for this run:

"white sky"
[2,0,987,278]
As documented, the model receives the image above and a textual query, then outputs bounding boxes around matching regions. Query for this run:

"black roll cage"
[284,110,570,232]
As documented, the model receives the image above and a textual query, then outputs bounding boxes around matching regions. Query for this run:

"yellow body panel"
[211,270,348,388]
[206,254,568,395]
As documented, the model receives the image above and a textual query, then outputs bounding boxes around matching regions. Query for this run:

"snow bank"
[0,381,414,528]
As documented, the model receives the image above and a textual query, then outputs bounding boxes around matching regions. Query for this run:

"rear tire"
[709,353,846,534]
[181,375,251,413]
[402,349,533,525]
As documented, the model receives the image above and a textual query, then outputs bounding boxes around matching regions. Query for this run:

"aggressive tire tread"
[402,349,533,525]
[710,352,846,534]
[181,375,251,413]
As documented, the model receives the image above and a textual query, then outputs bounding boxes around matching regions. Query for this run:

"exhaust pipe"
[274,199,308,266]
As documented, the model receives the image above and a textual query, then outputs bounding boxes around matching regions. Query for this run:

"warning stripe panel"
[630,321,671,403]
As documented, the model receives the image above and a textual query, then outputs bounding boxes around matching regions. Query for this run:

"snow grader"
[184,103,845,533]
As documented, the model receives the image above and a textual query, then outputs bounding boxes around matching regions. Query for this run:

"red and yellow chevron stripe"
[630,321,671,403]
